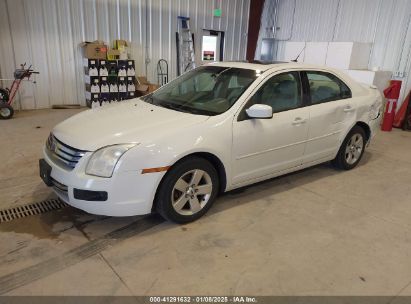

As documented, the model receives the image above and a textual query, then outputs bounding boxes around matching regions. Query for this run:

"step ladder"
[176,16,196,76]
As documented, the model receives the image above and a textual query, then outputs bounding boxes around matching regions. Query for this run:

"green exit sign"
[213,8,222,17]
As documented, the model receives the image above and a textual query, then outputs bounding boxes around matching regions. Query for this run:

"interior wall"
[256,0,411,103]
[0,0,250,109]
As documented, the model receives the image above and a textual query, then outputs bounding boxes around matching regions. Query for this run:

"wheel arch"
[354,121,371,142]
[172,152,227,193]
[151,151,227,212]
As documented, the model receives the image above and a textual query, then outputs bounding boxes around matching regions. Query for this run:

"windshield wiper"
[142,94,154,104]
[211,67,232,80]
[158,102,190,113]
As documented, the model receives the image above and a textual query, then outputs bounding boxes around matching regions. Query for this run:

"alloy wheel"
[345,133,364,165]
[171,169,213,216]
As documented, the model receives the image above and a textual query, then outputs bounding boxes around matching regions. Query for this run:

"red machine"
[0,63,39,120]
[393,90,410,128]
[381,80,402,132]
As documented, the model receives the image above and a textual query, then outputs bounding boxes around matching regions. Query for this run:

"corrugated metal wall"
[0,0,250,109]
[257,0,411,102]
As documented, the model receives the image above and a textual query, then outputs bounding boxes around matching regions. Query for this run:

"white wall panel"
[0,0,15,91]
[258,0,411,104]
[0,0,250,109]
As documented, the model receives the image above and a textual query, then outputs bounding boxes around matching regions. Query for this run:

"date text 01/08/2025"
[149,296,257,303]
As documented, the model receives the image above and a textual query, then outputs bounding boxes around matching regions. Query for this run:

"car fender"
[114,114,232,186]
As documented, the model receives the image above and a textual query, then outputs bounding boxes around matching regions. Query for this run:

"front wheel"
[0,104,14,120]
[332,126,366,170]
[155,157,219,223]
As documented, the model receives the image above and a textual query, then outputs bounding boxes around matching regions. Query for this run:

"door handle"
[292,117,307,125]
[343,106,355,113]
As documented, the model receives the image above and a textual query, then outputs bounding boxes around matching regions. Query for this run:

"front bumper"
[40,148,164,216]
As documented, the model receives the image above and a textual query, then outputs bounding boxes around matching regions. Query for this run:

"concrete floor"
[1,108,411,296]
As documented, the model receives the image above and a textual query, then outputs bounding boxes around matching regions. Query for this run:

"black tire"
[155,157,219,224]
[0,88,9,103]
[0,104,14,120]
[332,125,366,170]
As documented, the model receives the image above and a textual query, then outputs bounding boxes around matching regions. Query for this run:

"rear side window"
[306,71,352,104]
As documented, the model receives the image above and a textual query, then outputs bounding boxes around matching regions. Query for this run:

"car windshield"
[142,66,258,116]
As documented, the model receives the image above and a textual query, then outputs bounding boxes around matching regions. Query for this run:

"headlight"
[86,144,137,177]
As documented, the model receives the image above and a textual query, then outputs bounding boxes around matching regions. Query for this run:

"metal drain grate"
[0,199,68,223]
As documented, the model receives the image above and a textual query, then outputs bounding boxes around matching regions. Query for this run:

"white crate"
[344,70,392,93]
[304,42,328,65]
[326,42,371,70]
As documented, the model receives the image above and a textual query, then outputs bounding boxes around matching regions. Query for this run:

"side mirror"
[245,104,273,119]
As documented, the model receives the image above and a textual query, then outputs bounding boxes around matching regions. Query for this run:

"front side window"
[143,66,258,116]
[306,71,352,104]
[248,71,302,113]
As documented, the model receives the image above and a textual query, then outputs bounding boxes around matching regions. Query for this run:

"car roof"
[208,60,344,72]
[207,61,368,95]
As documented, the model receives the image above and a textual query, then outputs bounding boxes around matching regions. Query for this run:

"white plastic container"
[304,42,328,65]
[326,42,371,70]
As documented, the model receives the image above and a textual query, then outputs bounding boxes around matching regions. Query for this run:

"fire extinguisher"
[381,80,402,132]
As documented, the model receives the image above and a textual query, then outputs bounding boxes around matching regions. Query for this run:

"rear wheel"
[0,104,14,119]
[332,126,366,170]
[155,157,219,223]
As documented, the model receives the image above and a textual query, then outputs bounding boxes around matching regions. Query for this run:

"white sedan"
[40,62,383,223]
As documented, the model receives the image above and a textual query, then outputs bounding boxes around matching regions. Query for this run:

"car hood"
[53,99,209,151]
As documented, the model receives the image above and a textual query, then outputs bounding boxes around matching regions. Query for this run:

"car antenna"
[291,45,306,62]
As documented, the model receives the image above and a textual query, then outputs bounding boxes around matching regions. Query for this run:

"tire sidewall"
[155,157,219,223]
[338,126,366,170]
[0,104,14,120]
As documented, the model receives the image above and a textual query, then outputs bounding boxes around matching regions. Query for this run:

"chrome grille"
[46,133,87,169]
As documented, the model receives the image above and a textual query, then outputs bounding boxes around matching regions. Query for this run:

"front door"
[232,71,309,185]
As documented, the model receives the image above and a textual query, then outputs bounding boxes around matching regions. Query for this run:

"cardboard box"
[114,40,128,49]
[81,41,108,60]
[107,49,120,60]
[136,76,159,95]
[114,40,129,60]
[326,42,371,70]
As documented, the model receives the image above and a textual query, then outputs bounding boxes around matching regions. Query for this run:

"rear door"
[302,71,354,164]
